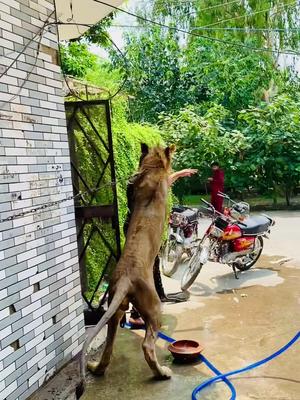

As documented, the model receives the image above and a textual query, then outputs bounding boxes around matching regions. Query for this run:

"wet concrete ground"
[82,211,300,400]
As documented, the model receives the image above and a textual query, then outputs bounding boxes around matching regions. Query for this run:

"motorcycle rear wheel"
[235,236,263,271]
[181,249,204,291]
[161,238,183,277]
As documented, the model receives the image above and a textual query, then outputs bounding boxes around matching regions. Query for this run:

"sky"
[89,0,137,58]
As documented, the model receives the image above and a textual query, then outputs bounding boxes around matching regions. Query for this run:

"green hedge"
[113,122,163,240]
[65,65,166,299]
[71,102,165,299]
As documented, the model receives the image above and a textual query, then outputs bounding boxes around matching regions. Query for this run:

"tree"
[60,42,97,77]
[112,0,300,122]
[111,26,198,123]
[186,37,276,113]
[83,14,115,46]
[151,0,300,49]
[160,105,249,200]
[191,0,300,49]
[238,95,300,205]
[60,15,114,78]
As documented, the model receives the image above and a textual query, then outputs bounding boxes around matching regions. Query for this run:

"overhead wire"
[198,1,298,28]
[53,1,86,101]
[0,11,55,81]
[0,12,55,111]
[91,0,300,57]
[51,21,130,101]
[0,27,46,111]
[154,0,243,12]
[110,25,300,34]
[52,0,129,101]
[2,1,299,105]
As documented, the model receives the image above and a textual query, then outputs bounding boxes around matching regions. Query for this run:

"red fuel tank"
[222,224,242,240]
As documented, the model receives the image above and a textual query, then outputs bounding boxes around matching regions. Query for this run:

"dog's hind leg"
[87,308,124,376]
[143,320,172,379]
[135,290,172,380]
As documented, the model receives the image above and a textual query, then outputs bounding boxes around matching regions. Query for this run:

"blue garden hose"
[125,323,299,400]
[196,354,237,400]
[191,331,300,400]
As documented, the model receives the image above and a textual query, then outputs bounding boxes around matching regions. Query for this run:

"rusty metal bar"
[75,205,114,220]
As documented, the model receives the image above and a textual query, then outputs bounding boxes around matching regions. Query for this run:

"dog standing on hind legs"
[76,144,175,398]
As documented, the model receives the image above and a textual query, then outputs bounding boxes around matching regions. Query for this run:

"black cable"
[0,13,55,111]
[153,0,238,5]
[91,0,300,57]
[0,12,128,102]
[103,33,129,100]
[68,0,74,22]
[110,25,300,33]
[53,2,86,101]
[0,27,46,111]
[0,11,55,81]
[49,21,130,101]
[199,1,297,28]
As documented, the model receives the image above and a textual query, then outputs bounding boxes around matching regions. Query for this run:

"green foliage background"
[60,0,300,295]
[64,64,164,297]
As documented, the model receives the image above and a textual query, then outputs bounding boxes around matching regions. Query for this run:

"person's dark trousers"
[153,256,167,300]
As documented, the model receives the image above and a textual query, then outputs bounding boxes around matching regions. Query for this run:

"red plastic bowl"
[168,340,204,362]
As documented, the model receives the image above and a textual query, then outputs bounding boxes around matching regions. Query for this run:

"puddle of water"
[188,267,284,297]
[165,254,290,302]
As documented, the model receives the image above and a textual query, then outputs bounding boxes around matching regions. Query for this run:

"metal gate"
[65,99,121,314]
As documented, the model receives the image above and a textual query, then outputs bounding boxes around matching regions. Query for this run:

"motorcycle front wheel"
[235,236,263,271]
[180,246,206,291]
[161,238,183,277]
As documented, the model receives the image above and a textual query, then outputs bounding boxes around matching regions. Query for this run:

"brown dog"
[77,144,175,396]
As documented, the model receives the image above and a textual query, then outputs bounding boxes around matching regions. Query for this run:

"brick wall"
[0,1,85,399]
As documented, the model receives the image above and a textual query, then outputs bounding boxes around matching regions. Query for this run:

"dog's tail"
[78,276,131,384]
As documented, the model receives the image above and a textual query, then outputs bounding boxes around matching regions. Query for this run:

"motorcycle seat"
[181,208,199,223]
[172,205,187,213]
[237,215,271,235]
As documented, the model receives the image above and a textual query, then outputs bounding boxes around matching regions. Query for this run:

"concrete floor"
[81,211,300,400]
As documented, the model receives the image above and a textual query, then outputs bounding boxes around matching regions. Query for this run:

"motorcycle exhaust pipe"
[222,249,253,263]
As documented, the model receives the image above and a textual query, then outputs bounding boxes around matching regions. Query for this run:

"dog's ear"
[141,143,149,156]
[164,144,176,159]
[139,143,149,166]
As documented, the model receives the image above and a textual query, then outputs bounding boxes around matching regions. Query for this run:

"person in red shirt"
[208,162,224,213]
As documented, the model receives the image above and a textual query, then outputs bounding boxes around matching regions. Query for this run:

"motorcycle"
[181,192,275,291]
[161,205,201,277]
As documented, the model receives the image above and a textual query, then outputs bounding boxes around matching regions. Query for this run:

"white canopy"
[54,0,125,40]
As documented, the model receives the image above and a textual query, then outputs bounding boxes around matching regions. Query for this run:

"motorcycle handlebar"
[217,191,239,205]
[237,221,247,227]
[200,198,248,226]
[200,198,212,207]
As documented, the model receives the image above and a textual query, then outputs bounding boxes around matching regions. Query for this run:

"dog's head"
[139,143,176,173]
[132,144,175,200]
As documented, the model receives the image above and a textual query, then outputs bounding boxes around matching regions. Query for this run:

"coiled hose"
[191,331,300,400]
[126,324,299,400]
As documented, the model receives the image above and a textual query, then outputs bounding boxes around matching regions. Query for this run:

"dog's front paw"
[87,361,106,376]
[157,366,172,380]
